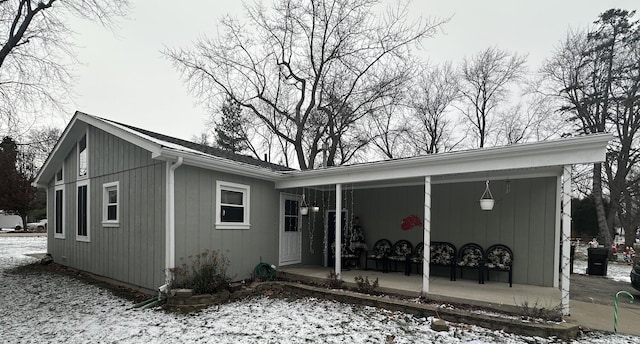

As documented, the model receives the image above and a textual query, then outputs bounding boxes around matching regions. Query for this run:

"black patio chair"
[455,243,485,284]
[408,242,424,276]
[365,239,392,271]
[484,244,513,287]
[331,241,361,270]
[430,241,457,281]
[387,240,413,275]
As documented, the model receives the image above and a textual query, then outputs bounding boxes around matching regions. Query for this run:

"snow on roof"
[96,116,293,172]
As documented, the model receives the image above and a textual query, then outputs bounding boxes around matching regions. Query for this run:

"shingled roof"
[100,117,293,172]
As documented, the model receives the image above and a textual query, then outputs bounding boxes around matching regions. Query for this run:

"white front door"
[279,193,302,265]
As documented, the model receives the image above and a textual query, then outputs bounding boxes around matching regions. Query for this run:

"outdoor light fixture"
[479,180,495,211]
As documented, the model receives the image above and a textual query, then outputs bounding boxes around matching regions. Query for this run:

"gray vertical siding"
[301,178,558,287]
[173,165,280,281]
[47,126,166,291]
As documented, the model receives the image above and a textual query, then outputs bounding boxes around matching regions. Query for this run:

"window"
[55,167,63,185]
[102,181,119,227]
[215,181,250,230]
[78,134,88,178]
[284,198,300,232]
[54,185,65,239]
[76,179,90,242]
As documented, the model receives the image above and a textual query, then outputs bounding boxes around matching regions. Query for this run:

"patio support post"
[561,165,572,315]
[423,176,432,293]
[335,183,342,279]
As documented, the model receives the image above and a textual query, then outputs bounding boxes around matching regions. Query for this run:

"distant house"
[34,111,609,315]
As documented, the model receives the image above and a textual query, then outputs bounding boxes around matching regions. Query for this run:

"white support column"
[561,165,572,315]
[423,176,432,293]
[335,183,342,279]
[553,175,562,289]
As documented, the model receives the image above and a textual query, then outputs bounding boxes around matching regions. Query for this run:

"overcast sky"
[53,0,638,141]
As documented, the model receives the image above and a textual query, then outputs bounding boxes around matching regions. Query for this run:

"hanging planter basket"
[479,199,495,211]
[300,193,309,216]
[479,180,495,211]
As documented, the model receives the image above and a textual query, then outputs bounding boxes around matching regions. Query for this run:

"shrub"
[518,299,562,322]
[354,275,379,294]
[170,250,231,294]
[326,271,344,289]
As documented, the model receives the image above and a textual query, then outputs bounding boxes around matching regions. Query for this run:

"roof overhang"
[33,111,612,190]
[153,148,282,182]
[274,134,612,189]
[34,111,283,187]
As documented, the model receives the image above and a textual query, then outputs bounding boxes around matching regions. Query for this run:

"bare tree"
[0,0,129,136]
[408,63,460,154]
[458,47,527,148]
[542,9,640,247]
[165,0,443,169]
[19,126,61,170]
[367,99,412,159]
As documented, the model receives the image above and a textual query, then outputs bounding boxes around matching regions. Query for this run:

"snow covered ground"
[1,236,639,344]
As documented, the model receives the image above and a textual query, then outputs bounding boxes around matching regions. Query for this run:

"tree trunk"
[592,163,612,246]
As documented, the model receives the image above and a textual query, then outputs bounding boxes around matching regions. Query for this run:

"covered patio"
[279,265,560,313]
[276,134,611,316]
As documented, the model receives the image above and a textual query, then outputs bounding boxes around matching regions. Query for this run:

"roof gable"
[34,111,291,186]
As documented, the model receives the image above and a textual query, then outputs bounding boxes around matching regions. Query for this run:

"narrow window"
[55,168,63,184]
[102,182,119,227]
[215,181,250,230]
[54,185,65,239]
[76,180,90,241]
[284,199,300,232]
[78,134,88,178]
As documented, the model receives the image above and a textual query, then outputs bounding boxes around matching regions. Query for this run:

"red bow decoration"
[401,214,422,231]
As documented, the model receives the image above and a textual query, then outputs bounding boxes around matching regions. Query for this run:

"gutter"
[164,157,183,287]
[153,148,283,182]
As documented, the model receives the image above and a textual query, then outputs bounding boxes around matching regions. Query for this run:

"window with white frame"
[55,167,63,185]
[76,179,90,242]
[78,133,88,178]
[215,181,250,230]
[283,198,300,232]
[102,181,119,227]
[54,185,65,239]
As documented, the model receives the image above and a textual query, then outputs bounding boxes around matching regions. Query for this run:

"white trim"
[156,149,281,182]
[422,176,431,293]
[166,157,183,285]
[54,185,65,239]
[76,179,90,242]
[275,134,611,189]
[561,166,572,316]
[334,184,342,279]
[553,175,562,288]
[278,193,303,266]
[102,181,120,227]
[215,181,251,230]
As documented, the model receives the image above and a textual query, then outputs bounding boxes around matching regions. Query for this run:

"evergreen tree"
[0,136,37,229]
[215,97,249,153]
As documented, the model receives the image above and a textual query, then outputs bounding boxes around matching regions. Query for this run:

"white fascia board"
[155,148,282,182]
[275,134,611,189]
[34,116,77,187]
[34,112,163,188]
[77,112,162,156]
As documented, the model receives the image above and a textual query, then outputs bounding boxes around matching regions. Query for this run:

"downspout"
[163,157,183,291]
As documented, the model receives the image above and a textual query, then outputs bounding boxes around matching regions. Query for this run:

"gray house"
[34,111,610,315]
